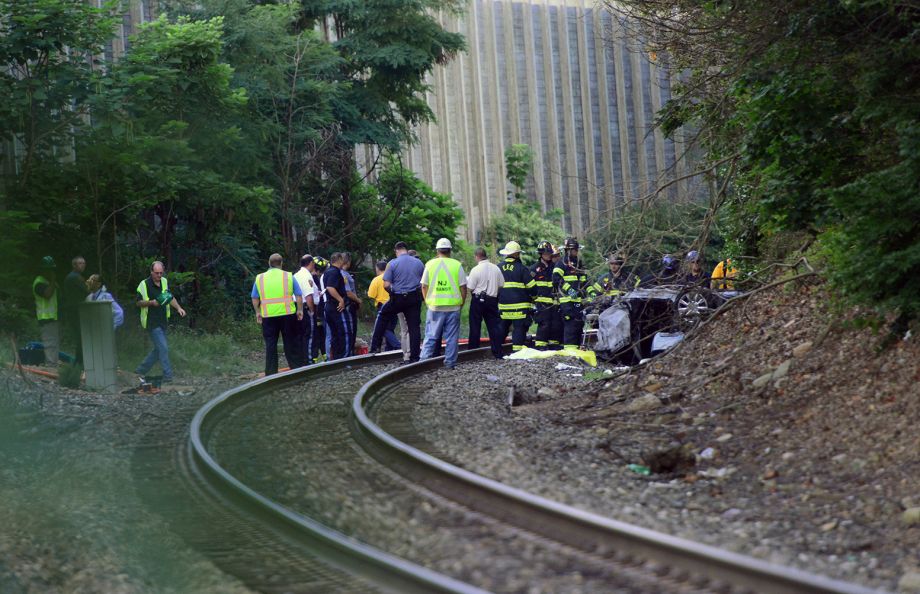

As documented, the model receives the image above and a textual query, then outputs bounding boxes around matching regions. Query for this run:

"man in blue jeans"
[420,238,467,369]
[135,261,187,382]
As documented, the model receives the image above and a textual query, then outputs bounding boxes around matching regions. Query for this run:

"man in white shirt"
[465,247,505,359]
[294,254,319,364]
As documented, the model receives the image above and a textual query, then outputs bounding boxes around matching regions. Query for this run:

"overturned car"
[585,285,739,364]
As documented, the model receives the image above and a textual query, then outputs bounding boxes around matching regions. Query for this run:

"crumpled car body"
[585,285,739,363]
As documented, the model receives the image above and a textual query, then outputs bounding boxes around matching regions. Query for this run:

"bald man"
[252,253,304,375]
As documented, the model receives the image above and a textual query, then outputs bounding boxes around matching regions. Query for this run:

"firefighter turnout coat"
[498,257,535,320]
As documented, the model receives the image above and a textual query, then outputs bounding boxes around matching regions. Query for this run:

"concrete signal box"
[80,301,118,393]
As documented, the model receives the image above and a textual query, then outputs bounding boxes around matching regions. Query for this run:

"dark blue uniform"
[322,266,349,360]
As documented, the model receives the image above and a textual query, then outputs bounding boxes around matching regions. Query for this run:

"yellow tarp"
[505,347,597,367]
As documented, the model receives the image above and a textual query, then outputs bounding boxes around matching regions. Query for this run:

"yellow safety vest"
[33,276,58,321]
[256,268,296,318]
[424,257,463,308]
[137,276,170,329]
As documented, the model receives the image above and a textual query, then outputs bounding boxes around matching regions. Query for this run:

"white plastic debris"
[554,362,582,371]
[699,447,716,460]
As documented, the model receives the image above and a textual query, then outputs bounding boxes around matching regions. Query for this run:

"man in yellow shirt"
[368,261,402,351]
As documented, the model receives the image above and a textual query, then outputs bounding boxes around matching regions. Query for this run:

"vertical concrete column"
[466,0,491,240]
[539,0,564,214]
[555,0,583,235]
[79,301,117,393]
[482,0,507,217]
[628,42,650,197]
[501,0,522,144]
[522,0,547,206]
[648,56,668,192]
[592,9,616,218]
[574,2,598,232]
[609,17,634,203]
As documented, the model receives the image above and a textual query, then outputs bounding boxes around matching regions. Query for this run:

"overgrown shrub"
[58,363,83,389]
[480,202,565,265]
[588,199,723,277]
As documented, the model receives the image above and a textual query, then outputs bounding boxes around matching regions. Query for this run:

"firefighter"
[553,237,595,349]
[311,257,328,361]
[531,241,561,350]
[550,243,564,347]
[497,241,535,351]
[592,253,638,297]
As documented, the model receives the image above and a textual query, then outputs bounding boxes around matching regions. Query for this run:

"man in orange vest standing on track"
[252,253,304,375]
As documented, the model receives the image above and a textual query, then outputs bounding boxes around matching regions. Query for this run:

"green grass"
[118,325,263,378]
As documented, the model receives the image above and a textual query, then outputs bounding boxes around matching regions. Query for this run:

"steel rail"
[189,352,489,594]
[352,348,883,594]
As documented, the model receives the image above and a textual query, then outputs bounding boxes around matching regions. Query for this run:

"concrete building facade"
[391,0,700,241]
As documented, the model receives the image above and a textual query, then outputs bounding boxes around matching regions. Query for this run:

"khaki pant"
[40,321,60,365]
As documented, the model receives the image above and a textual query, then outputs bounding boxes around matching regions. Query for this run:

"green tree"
[296,0,466,250]
[504,143,533,202]
[480,202,565,265]
[351,158,464,262]
[0,0,116,184]
[609,0,920,321]
[75,15,274,320]
[176,0,342,259]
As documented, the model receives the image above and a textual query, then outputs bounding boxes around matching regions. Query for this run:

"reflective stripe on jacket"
[137,276,170,329]
[424,257,463,308]
[499,257,535,317]
[256,268,295,318]
[530,259,556,306]
[591,269,639,297]
[553,257,595,304]
[33,275,58,321]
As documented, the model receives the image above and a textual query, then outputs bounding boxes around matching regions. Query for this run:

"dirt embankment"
[413,276,919,591]
[548,278,920,590]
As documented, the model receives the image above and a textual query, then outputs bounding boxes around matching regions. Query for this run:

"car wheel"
[675,289,711,330]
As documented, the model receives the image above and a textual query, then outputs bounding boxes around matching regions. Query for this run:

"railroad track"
[190,349,882,594]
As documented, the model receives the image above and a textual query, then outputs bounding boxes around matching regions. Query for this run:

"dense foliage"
[610,0,920,320]
[0,0,464,334]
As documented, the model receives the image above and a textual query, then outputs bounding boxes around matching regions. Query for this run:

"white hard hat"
[499,240,522,256]
[436,237,452,250]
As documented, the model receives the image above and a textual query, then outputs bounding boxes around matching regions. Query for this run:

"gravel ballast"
[2,277,917,592]
[405,281,919,593]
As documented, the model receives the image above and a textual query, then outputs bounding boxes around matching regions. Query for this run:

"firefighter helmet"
[563,237,579,251]
[662,254,679,271]
[536,240,554,254]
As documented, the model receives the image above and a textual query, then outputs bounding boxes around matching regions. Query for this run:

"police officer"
[321,252,350,360]
[553,237,595,349]
[531,241,561,350]
[252,253,304,375]
[294,254,318,364]
[370,241,425,362]
[592,253,638,297]
[498,241,535,351]
[311,257,328,361]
